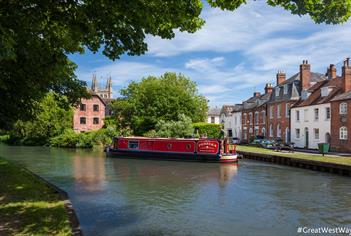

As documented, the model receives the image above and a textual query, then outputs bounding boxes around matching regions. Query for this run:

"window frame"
[340,126,348,140]
[93,117,99,125]
[80,117,86,124]
[80,104,86,111]
[93,104,99,112]
[340,103,347,115]
[326,107,331,120]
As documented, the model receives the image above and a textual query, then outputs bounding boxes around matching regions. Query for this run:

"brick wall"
[73,96,106,133]
[266,101,292,143]
[330,100,351,152]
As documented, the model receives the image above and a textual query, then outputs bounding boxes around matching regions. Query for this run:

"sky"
[68,1,351,107]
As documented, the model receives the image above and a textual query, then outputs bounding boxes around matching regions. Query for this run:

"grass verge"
[0,157,71,235]
[236,145,351,166]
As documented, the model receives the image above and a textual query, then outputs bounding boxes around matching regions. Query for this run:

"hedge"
[192,122,223,139]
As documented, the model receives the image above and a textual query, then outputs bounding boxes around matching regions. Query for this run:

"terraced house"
[266,61,326,143]
[241,83,272,142]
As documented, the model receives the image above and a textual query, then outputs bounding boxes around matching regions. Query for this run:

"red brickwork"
[266,101,292,143]
[330,100,351,152]
[73,95,106,133]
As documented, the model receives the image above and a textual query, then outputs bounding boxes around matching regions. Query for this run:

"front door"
[305,128,309,148]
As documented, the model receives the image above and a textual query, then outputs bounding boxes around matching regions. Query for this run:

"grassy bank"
[0,157,71,235]
[236,145,351,166]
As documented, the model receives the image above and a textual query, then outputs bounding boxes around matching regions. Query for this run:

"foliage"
[8,93,73,145]
[154,114,194,138]
[0,0,205,129]
[143,130,158,138]
[0,158,71,235]
[0,134,10,142]
[192,122,223,139]
[49,125,126,148]
[111,72,208,135]
[209,0,351,24]
[1,0,349,129]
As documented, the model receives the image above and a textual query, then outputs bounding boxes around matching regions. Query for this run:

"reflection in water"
[73,154,106,192]
[0,144,350,236]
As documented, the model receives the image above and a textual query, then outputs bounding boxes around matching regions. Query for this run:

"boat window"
[128,141,139,149]
[186,144,191,150]
[167,143,173,150]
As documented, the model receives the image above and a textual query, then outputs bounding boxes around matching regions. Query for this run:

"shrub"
[192,122,222,139]
[154,114,193,138]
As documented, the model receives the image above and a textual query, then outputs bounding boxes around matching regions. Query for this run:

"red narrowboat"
[106,137,238,163]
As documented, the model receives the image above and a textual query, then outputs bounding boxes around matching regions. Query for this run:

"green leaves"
[111,72,208,135]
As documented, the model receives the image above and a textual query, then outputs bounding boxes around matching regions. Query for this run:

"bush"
[192,122,222,139]
[154,114,193,138]
[0,135,10,142]
[143,130,157,137]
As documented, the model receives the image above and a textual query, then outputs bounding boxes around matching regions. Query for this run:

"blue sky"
[69,1,351,107]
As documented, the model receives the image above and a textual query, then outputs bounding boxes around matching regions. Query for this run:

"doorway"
[305,128,309,149]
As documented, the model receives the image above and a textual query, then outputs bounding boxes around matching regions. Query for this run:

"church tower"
[90,74,113,99]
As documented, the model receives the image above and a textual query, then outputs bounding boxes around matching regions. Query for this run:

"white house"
[207,107,221,124]
[291,103,331,149]
[220,104,243,139]
[290,75,339,149]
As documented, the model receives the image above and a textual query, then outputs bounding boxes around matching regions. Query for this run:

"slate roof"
[231,104,243,113]
[269,72,326,103]
[220,105,236,116]
[208,107,221,116]
[331,90,351,102]
[242,92,271,111]
[293,77,342,107]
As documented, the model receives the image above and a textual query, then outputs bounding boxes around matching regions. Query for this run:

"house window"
[262,128,266,137]
[80,117,86,124]
[314,108,319,120]
[283,84,288,94]
[340,127,348,140]
[249,128,253,133]
[340,103,347,114]
[262,111,266,123]
[296,110,300,121]
[249,113,253,124]
[286,104,290,118]
[255,112,259,125]
[296,129,300,139]
[80,104,86,111]
[234,117,237,125]
[269,125,273,137]
[277,124,281,138]
[93,117,99,124]
[326,107,331,120]
[93,104,99,112]
[254,128,259,136]
[211,117,215,123]
[243,114,247,124]
[270,106,274,119]
[314,128,319,139]
[275,87,280,97]
[277,104,282,118]
[304,109,309,122]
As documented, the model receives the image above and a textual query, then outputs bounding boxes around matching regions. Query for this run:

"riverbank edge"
[1,157,83,236]
[237,151,351,176]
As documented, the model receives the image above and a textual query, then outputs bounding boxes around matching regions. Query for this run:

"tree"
[8,93,73,145]
[154,114,194,138]
[1,0,349,128]
[111,72,208,135]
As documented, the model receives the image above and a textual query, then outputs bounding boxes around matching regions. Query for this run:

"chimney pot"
[300,60,311,90]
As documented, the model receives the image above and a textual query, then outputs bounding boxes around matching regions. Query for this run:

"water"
[0,144,350,236]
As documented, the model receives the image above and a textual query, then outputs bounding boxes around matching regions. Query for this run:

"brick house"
[241,84,272,141]
[73,94,106,133]
[291,64,341,149]
[266,61,326,143]
[330,58,351,152]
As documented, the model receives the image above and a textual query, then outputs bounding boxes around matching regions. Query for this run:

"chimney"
[265,83,273,94]
[327,64,336,80]
[253,92,261,97]
[342,58,351,92]
[276,71,286,85]
[300,60,311,90]
[91,74,97,91]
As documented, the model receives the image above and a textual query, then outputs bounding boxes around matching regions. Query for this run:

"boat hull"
[106,149,238,163]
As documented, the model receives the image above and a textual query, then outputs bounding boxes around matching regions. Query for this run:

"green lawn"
[0,157,71,235]
[236,145,351,166]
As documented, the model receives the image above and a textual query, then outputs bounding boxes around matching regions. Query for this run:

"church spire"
[91,74,97,91]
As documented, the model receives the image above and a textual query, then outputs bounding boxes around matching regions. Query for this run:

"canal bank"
[237,146,351,176]
[0,157,81,235]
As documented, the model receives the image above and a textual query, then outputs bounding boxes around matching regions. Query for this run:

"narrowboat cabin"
[106,137,238,163]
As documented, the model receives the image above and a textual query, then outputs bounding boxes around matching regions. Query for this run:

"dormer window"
[283,84,288,94]
[301,90,311,100]
[321,87,329,97]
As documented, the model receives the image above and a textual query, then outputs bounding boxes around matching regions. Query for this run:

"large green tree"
[1,0,350,129]
[111,72,208,135]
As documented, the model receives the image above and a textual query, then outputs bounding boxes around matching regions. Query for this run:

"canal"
[0,144,350,236]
